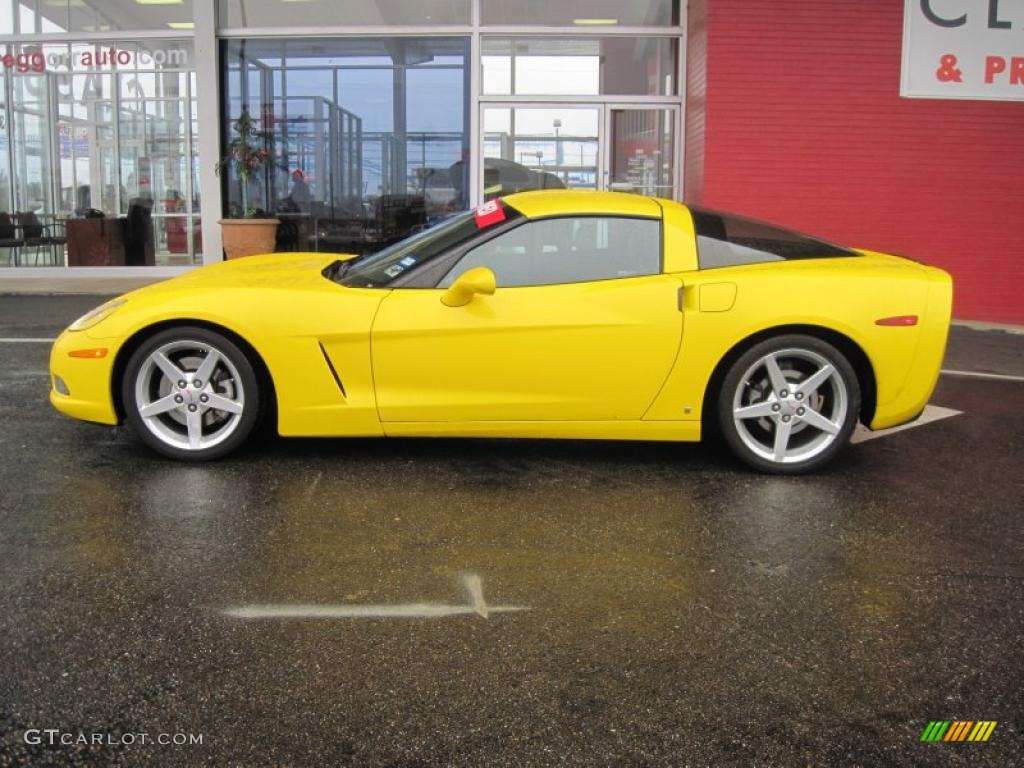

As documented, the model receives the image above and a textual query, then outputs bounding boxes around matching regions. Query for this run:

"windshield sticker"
[384,264,405,278]
[474,199,506,228]
[399,256,418,267]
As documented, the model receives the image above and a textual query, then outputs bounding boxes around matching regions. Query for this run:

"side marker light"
[68,348,109,359]
[875,315,918,327]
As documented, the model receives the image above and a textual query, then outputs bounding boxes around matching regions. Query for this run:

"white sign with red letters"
[901,0,1024,101]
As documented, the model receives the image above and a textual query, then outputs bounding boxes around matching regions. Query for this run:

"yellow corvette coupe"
[49,191,952,474]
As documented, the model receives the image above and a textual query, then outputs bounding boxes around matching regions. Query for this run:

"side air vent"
[318,342,347,398]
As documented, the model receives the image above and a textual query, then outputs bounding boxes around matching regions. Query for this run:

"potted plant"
[215,109,280,259]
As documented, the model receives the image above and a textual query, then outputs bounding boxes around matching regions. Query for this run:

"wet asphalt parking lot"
[0,295,1022,767]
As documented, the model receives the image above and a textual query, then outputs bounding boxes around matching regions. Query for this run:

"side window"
[438,216,661,288]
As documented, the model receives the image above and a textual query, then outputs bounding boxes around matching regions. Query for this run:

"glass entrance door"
[606,106,677,198]
[480,103,678,201]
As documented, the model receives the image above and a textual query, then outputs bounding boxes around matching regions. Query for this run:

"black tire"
[122,326,262,461]
[716,334,860,474]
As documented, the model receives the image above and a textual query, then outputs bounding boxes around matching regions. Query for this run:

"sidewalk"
[0,275,172,295]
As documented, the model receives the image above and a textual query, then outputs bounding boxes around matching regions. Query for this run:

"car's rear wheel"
[717,335,860,474]
[123,326,261,460]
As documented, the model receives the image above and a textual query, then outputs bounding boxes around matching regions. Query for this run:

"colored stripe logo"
[921,721,997,742]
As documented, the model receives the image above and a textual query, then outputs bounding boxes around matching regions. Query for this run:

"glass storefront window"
[0,72,10,219]
[56,73,117,216]
[0,40,199,268]
[11,71,52,216]
[221,36,470,254]
[481,0,679,27]
[217,0,470,28]
[0,0,195,35]
[482,37,678,96]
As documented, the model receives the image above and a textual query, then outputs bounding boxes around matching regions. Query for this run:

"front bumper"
[48,329,120,425]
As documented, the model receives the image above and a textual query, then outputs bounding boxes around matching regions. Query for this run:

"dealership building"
[0,0,1019,322]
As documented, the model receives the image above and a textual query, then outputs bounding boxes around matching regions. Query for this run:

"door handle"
[677,285,684,313]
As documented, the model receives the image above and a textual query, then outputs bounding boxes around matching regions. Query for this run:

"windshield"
[339,202,521,287]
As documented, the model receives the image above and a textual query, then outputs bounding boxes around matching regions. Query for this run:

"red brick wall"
[686,0,1024,323]
[683,0,707,203]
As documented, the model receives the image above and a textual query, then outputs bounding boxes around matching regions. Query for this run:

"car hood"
[171,251,356,289]
[76,251,366,341]
[110,252,359,308]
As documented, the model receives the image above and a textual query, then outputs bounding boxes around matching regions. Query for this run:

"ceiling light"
[135,0,183,5]
[573,18,619,25]
[167,21,194,29]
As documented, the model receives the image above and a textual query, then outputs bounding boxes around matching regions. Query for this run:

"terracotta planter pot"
[219,218,280,259]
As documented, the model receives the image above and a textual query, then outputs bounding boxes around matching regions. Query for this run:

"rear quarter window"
[691,207,858,269]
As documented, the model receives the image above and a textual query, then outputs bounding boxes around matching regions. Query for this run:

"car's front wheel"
[123,326,261,460]
[717,335,860,474]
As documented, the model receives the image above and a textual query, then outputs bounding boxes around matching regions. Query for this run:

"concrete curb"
[952,320,1024,335]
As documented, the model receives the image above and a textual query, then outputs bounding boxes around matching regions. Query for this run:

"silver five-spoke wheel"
[718,335,860,474]
[124,327,261,460]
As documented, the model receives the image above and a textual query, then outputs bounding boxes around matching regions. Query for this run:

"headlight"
[68,298,126,332]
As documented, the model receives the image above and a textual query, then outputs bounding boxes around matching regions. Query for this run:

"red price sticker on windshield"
[474,199,506,228]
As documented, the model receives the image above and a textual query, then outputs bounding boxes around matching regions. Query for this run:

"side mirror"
[441,267,496,307]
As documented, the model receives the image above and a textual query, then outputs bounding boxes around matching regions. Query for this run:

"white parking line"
[940,369,1024,383]
[0,337,55,343]
[224,603,527,620]
[851,405,962,444]
[224,574,527,621]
